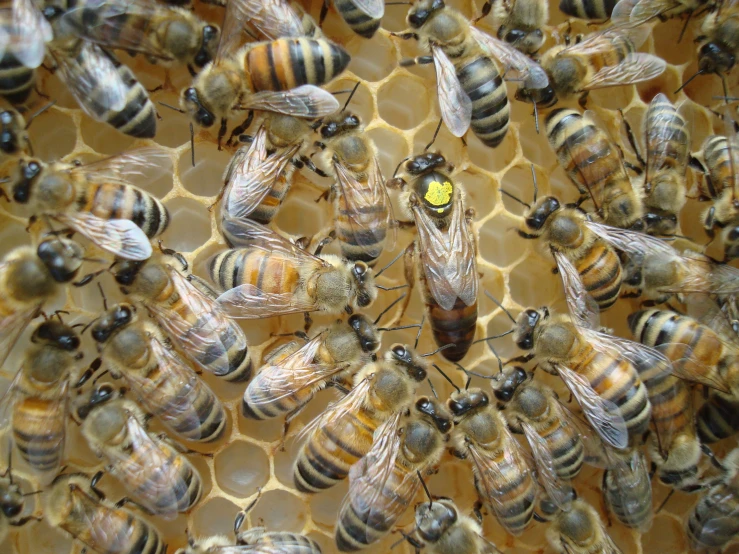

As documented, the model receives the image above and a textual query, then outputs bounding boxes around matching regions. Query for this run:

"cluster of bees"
[0,0,738,552]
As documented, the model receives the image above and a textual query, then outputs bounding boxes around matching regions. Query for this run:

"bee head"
[415,396,452,433]
[447,388,488,417]
[32,319,81,351]
[194,25,219,68]
[12,158,42,204]
[37,237,84,283]
[492,365,528,403]
[92,304,135,343]
[514,308,546,350]
[350,261,377,308]
[408,0,445,28]
[499,27,544,55]
[182,87,215,128]
[724,225,739,260]
[643,211,677,236]
[0,110,24,155]
[406,152,446,175]
[320,113,360,138]
[390,344,427,382]
[0,481,22,518]
[111,260,145,287]
[524,196,560,232]
[415,499,458,542]
[348,313,380,353]
[515,82,556,107]
[699,42,735,75]
[76,384,117,421]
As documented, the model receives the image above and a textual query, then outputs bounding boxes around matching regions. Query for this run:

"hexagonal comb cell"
[215,441,270,497]
[377,73,429,130]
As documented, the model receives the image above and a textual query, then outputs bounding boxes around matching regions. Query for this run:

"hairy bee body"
[333,0,382,38]
[491,0,548,54]
[697,390,739,443]
[697,4,739,76]
[293,344,427,492]
[413,498,490,554]
[546,499,621,554]
[0,109,30,163]
[0,16,35,105]
[178,530,322,554]
[546,109,642,229]
[92,304,226,443]
[45,473,166,554]
[113,256,251,382]
[0,473,32,544]
[602,450,653,532]
[409,2,509,147]
[700,135,739,258]
[82,397,202,516]
[558,0,618,19]
[520,198,622,310]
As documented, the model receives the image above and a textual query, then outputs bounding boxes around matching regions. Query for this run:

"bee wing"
[431,44,472,138]
[70,147,173,186]
[52,42,129,116]
[239,85,341,119]
[215,0,260,63]
[585,220,678,260]
[349,0,384,18]
[53,212,152,261]
[583,53,667,91]
[413,194,478,310]
[334,156,394,259]
[104,413,188,519]
[9,0,52,68]
[553,250,600,330]
[629,0,677,25]
[469,27,550,90]
[58,0,175,61]
[216,284,320,318]
[230,0,305,40]
[344,411,408,544]
[466,434,537,535]
[555,364,629,451]
[557,400,611,468]
[0,303,41,371]
[650,340,733,393]
[145,266,246,377]
[608,450,654,530]
[520,421,573,511]
[87,505,137,553]
[644,93,690,181]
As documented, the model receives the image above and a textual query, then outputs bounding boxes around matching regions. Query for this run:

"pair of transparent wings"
[0,0,52,69]
[642,92,691,185]
[411,193,478,311]
[144,263,247,377]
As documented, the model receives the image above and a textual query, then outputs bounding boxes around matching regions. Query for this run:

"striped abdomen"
[63,489,165,554]
[537,419,584,480]
[250,169,294,224]
[645,96,690,174]
[546,109,628,200]
[293,403,380,492]
[558,0,618,20]
[246,38,350,92]
[571,241,622,311]
[77,182,169,238]
[687,483,739,551]
[603,453,652,531]
[334,0,382,38]
[335,179,389,265]
[0,49,35,104]
[249,532,322,554]
[425,292,477,362]
[703,135,739,198]
[208,248,301,294]
[13,391,66,473]
[336,460,420,551]
[697,390,739,443]
[573,344,651,443]
[454,55,509,147]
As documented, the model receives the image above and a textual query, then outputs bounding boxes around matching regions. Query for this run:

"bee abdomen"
[127,518,166,554]
[549,431,585,479]
[247,38,350,92]
[255,532,322,553]
[575,244,622,310]
[333,0,381,38]
[604,473,651,529]
[456,56,509,147]
[250,173,293,224]
[688,490,739,550]
[242,374,311,420]
[697,390,739,443]
[427,296,477,362]
[83,183,169,238]
[13,400,64,472]
[336,200,388,264]
[169,381,225,442]
[558,0,617,20]
[0,53,34,104]
[480,466,536,534]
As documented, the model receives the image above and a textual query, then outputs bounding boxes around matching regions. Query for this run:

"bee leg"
[473,500,484,523]
[147,85,164,94]
[472,0,493,23]
[74,358,103,388]
[115,496,155,515]
[9,515,42,526]
[313,231,335,255]
[90,471,106,500]
[227,111,254,147]
[618,109,645,170]
[577,92,589,110]
[217,118,228,151]
[532,512,547,523]
[301,155,330,178]
[314,189,331,203]
[319,0,329,27]
[600,471,613,527]
[704,206,717,236]
[303,313,313,334]
[701,444,725,471]
[34,87,50,100]
[280,405,308,451]
[73,269,107,287]
[399,55,434,68]
[400,241,417,319]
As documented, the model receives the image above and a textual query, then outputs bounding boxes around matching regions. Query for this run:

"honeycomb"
[0,0,737,553]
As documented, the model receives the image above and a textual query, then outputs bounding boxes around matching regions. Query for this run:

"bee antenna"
[656,489,675,513]
[376,284,408,291]
[427,378,438,398]
[3,451,13,483]
[96,282,108,310]
[500,188,530,209]
[432,363,460,392]
[390,528,419,550]
[392,156,411,178]
[421,343,456,357]
[385,1,411,5]
[25,100,56,129]
[487,340,504,373]
[414,315,425,349]
[465,375,472,389]
[342,82,361,112]
[374,293,407,325]
[530,164,538,203]
[471,329,514,345]
[675,70,703,94]
[417,470,433,505]
[533,100,540,134]
[157,101,186,114]
[484,291,516,323]
[374,249,405,278]
[454,362,496,382]
[424,118,443,152]
[190,123,195,168]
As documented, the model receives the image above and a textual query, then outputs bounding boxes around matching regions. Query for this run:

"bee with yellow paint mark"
[389,152,478,362]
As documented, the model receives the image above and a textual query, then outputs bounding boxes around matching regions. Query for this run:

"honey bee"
[314,109,395,266]
[242,314,380,425]
[0,320,81,482]
[601,449,653,532]
[545,109,644,230]
[0,108,28,161]
[515,11,666,110]
[0,237,83,369]
[683,1,739,90]
[0,465,39,544]
[112,250,252,383]
[78,387,202,519]
[631,93,691,236]
[697,389,739,443]
[292,342,428,493]
[0,0,52,105]
[390,152,478,362]
[477,0,548,54]
[209,219,378,320]
[687,447,739,552]
[322,0,384,38]
[54,0,220,72]
[449,386,538,535]
[45,473,166,554]
[180,0,348,147]
[629,0,712,25]
[9,149,172,261]
[545,498,621,554]
[335,396,452,551]
[219,114,313,227]
[513,305,665,450]
[91,303,227,443]
[394,0,547,146]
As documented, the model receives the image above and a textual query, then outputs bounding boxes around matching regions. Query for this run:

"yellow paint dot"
[424,180,453,210]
